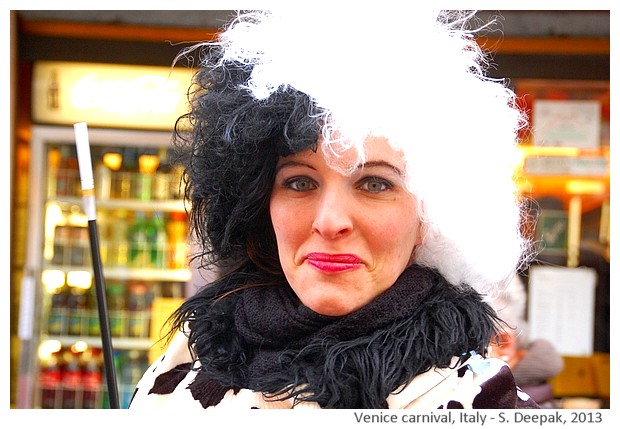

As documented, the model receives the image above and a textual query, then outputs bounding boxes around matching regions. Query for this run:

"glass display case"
[18,125,191,408]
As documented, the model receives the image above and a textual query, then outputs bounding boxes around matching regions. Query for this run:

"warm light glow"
[32,61,193,130]
[71,341,89,353]
[68,205,88,226]
[38,340,63,360]
[517,145,582,159]
[103,152,123,171]
[47,148,61,168]
[66,270,92,289]
[44,202,64,261]
[565,180,607,195]
[42,270,66,293]
[138,154,160,174]
[71,74,181,115]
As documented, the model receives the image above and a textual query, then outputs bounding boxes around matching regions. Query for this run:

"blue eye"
[359,177,392,193]
[285,177,316,192]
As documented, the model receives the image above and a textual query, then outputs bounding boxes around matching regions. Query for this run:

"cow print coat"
[129,266,540,409]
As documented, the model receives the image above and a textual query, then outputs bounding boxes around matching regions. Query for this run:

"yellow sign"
[148,297,185,363]
[32,61,195,130]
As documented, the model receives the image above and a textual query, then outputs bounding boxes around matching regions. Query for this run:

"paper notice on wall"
[528,265,597,356]
[533,99,601,148]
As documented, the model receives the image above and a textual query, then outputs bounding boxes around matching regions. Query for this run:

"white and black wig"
[162,8,535,408]
[173,8,531,297]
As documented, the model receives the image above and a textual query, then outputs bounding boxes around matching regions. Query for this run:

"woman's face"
[270,136,422,316]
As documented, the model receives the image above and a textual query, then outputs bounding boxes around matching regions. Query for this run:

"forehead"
[362,136,404,162]
[278,135,406,172]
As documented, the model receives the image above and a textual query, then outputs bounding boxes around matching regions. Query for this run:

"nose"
[311,185,354,239]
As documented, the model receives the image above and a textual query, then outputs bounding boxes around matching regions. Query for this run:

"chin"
[303,297,359,317]
[292,279,365,316]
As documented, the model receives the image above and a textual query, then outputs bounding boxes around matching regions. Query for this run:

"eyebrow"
[360,161,404,176]
[274,159,404,176]
[274,160,316,174]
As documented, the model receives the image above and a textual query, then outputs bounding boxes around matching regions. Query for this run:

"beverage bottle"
[95,162,112,200]
[127,281,150,338]
[153,149,171,200]
[107,210,129,267]
[96,212,110,266]
[135,172,152,201]
[120,350,147,408]
[47,283,68,335]
[56,146,79,197]
[47,147,61,198]
[166,211,189,269]
[66,285,88,336]
[102,151,123,198]
[169,164,185,200]
[82,348,103,409]
[51,225,69,265]
[107,283,126,337]
[157,281,185,299]
[120,147,139,199]
[61,349,82,408]
[69,226,89,266]
[151,213,168,269]
[39,350,62,409]
[136,151,160,201]
[128,212,152,268]
[86,284,100,337]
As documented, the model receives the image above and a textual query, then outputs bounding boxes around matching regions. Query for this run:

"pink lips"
[305,252,363,273]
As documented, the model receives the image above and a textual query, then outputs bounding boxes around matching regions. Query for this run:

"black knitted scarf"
[189,265,501,408]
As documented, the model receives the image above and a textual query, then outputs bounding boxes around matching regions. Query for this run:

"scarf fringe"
[253,281,500,408]
[185,267,501,408]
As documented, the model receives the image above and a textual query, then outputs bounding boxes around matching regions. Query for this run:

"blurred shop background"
[9,10,610,409]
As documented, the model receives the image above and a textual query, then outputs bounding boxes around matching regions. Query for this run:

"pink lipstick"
[305,252,363,273]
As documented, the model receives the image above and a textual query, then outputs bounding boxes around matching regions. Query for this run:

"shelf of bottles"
[36,142,191,409]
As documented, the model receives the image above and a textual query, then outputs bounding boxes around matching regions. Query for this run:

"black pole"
[74,122,120,409]
[87,219,120,409]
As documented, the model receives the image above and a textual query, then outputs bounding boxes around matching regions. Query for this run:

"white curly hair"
[208,8,533,297]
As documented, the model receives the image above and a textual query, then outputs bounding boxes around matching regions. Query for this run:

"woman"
[129,9,537,409]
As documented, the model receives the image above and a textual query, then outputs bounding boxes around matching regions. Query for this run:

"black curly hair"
[164,43,326,338]
[177,43,326,271]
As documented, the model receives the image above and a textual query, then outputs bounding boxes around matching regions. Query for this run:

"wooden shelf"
[18,19,220,43]
[477,36,609,55]
[19,18,609,56]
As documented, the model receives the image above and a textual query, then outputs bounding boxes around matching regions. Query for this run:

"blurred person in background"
[491,274,564,408]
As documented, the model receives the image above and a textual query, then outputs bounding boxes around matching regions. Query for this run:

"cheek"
[270,205,284,235]
[270,205,286,243]
[375,227,415,261]
[270,201,306,249]
[369,207,420,255]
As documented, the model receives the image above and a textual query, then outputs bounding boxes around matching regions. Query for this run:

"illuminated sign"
[32,61,195,130]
